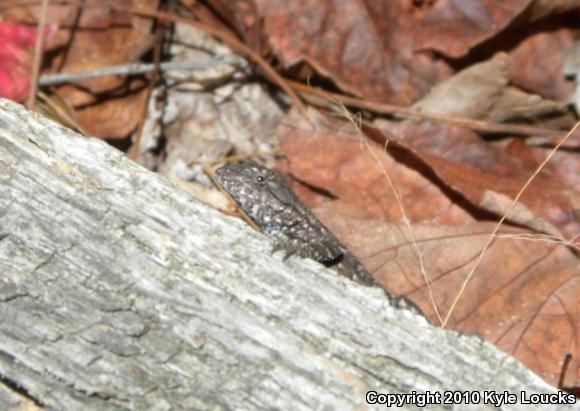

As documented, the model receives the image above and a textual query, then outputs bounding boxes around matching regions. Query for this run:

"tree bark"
[0,98,576,410]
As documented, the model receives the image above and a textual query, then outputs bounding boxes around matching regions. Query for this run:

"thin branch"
[289,80,566,139]
[338,104,443,325]
[38,56,248,86]
[26,0,50,109]
[128,16,168,162]
[441,120,580,329]
[109,5,308,116]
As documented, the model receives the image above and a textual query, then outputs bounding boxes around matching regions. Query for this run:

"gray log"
[0,98,576,410]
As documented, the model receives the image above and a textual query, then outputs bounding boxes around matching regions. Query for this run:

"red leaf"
[0,22,57,102]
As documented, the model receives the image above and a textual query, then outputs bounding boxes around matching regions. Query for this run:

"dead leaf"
[412,53,575,129]
[486,86,574,129]
[252,0,531,103]
[0,22,57,102]
[276,108,579,386]
[19,1,160,138]
[525,0,580,22]
[506,138,580,192]
[412,54,509,119]
[508,26,575,101]
[279,120,477,226]
[383,119,580,243]
[317,202,579,387]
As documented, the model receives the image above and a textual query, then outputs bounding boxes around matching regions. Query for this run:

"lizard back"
[215,160,375,285]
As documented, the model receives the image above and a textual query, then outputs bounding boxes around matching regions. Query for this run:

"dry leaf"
[250,0,532,103]
[508,26,575,101]
[276,109,579,386]
[411,54,575,128]
[25,1,160,138]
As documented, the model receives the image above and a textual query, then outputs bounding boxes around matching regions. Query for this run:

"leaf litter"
[5,0,579,390]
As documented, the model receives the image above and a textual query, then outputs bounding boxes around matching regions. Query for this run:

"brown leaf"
[280,120,476,226]
[486,86,574,129]
[525,0,580,22]
[317,202,579,387]
[282,110,579,242]
[508,26,575,101]
[412,54,510,119]
[411,53,575,129]
[381,120,579,243]
[253,0,531,103]
[36,1,159,138]
[276,109,579,386]
[200,0,269,54]
[506,137,580,191]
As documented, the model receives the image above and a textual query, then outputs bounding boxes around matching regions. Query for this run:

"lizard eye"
[256,175,264,182]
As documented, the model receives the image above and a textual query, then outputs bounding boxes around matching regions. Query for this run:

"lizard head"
[215,159,289,213]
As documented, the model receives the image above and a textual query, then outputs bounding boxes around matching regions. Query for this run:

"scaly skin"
[215,160,376,285]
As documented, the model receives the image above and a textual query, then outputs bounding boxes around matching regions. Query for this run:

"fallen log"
[0,98,575,410]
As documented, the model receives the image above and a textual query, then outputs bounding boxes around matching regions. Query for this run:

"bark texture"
[0,98,576,410]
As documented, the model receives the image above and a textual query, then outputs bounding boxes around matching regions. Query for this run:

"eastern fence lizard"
[215,160,375,286]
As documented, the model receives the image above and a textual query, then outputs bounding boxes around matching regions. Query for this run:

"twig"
[26,0,49,109]
[441,120,580,329]
[289,80,566,139]
[13,0,569,137]
[558,354,573,389]
[338,104,443,325]
[38,56,247,86]
[109,5,308,116]
[128,15,168,162]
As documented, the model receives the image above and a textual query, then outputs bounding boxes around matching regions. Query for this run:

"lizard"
[215,159,423,313]
[215,159,375,285]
